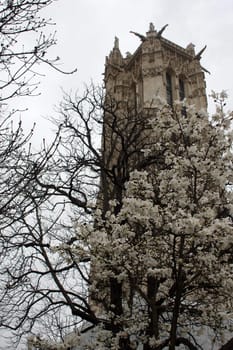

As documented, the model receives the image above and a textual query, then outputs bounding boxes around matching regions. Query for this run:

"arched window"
[166,72,173,106]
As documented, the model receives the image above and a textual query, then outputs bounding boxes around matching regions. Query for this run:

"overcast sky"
[20,0,233,144]
[2,1,232,348]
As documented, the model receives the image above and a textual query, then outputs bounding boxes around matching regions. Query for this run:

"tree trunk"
[169,237,185,350]
[110,277,123,316]
[218,337,233,350]
[144,276,159,350]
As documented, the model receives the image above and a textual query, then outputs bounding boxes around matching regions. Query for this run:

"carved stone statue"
[114,36,119,49]
[149,22,155,31]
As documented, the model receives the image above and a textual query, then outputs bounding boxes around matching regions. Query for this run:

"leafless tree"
[0,0,70,224]
[0,0,77,102]
[0,86,163,348]
[0,1,76,347]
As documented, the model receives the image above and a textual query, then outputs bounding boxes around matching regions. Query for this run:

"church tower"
[104,22,207,112]
[99,23,208,215]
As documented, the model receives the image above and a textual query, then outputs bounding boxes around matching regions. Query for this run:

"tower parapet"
[105,22,208,111]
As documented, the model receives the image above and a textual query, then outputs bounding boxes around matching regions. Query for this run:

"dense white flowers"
[35,94,233,349]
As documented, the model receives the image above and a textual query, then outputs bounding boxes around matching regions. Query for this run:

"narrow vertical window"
[179,78,186,116]
[179,78,185,101]
[166,72,173,106]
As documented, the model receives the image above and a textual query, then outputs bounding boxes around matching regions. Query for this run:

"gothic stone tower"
[100,23,208,216]
[104,22,207,113]
[92,23,209,318]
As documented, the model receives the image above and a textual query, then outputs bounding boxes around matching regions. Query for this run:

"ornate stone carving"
[114,36,119,49]
[142,66,163,77]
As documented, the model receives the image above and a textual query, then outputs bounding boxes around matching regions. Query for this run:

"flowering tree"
[73,96,233,350]
[13,88,233,350]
